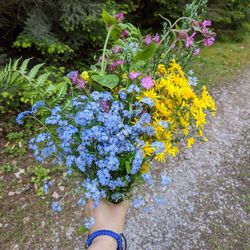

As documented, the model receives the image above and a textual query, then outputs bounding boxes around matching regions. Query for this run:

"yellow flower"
[187,137,195,148]
[140,162,150,173]
[157,64,167,75]
[143,89,160,102]
[193,109,207,128]
[80,71,90,81]
[154,152,167,162]
[143,142,155,156]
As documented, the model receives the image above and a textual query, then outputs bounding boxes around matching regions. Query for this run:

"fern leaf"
[36,73,50,88]
[12,58,21,71]
[19,58,31,74]
[49,82,67,106]
[29,63,45,79]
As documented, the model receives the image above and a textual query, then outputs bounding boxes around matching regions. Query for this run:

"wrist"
[91,236,117,250]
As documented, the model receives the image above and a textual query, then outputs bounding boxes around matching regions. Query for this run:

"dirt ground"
[0,69,249,249]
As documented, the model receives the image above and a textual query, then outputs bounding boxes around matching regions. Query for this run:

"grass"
[191,30,250,88]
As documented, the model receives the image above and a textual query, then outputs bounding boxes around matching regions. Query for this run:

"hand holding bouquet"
[17,0,216,216]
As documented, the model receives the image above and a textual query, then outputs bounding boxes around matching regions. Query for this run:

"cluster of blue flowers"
[21,92,158,207]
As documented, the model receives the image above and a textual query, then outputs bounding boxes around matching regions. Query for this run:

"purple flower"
[185,32,196,48]
[153,33,160,43]
[67,71,79,84]
[121,30,129,38]
[145,35,152,45]
[77,78,85,88]
[115,12,124,21]
[129,71,141,80]
[193,48,200,55]
[102,100,109,112]
[203,37,215,47]
[141,76,154,90]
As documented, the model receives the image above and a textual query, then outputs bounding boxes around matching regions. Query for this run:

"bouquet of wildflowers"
[17,0,216,211]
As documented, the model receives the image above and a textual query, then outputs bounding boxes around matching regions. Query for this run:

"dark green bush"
[207,0,250,41]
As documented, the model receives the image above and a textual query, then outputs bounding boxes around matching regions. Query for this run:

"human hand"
[86,199,129,250]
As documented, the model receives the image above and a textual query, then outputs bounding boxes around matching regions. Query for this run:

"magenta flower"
[109,60,124,71]
[115,13,125,21]
[185,32,196,48]
[203,37,215,47]
[129,71,141,80]
[145,35,152,45]
[153,33,160,43]
[193,48,200,56]
[141,76,154,90]
[202,20,212,27]
[121,30,129,38]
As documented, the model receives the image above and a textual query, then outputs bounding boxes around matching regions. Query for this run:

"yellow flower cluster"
[140,60,216,163]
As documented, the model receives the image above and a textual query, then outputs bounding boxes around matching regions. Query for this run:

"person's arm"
[86,199,129,250]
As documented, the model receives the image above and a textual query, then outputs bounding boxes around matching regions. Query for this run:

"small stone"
[52,192,59,199]
[14,168,25,178]
[59,186,65,191]
[8,191,15,196]
[41,221,46,228]
[23,217,30,224]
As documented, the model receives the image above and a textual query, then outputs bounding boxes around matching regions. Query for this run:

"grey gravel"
[124,69,250,249]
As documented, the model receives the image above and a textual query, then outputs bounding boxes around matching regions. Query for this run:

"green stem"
[101,25,114,74]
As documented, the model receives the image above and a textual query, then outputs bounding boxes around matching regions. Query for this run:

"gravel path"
[2,70,250,250]
[125,69,250,249]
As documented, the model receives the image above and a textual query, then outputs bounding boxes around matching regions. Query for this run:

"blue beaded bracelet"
[86,229,123,250]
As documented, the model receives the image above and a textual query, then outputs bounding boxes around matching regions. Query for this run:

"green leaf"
[133,43,157,62]
[19,58,31,74]
[110,26,122,41]
[125,161,131,174]
[29,63,44,79]
[91,74,119,89]
[77,226,88,235]
[102,10,116,27]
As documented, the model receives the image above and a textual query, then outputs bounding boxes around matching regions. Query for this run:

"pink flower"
[179,31,188,40]
[203,37,215,46]
[191,20,199,28]
[141,76,154,90]
[112,45,123,54]
[77,78,85,88]
[129,71,141,80]
[153,33,160,43]
[115,13,125,21]
[121,30,129,38]
[202,20,212,27]
[185,32,196,48]
[145,35,152,45]
[109,60,124,71]
[193,48,200,56]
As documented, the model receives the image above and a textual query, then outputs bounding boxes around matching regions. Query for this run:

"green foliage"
[0,162,18,173]
[3,131,28,156]
[0,58,72,116]
[31,165,51,196]
[207,0,250,41]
